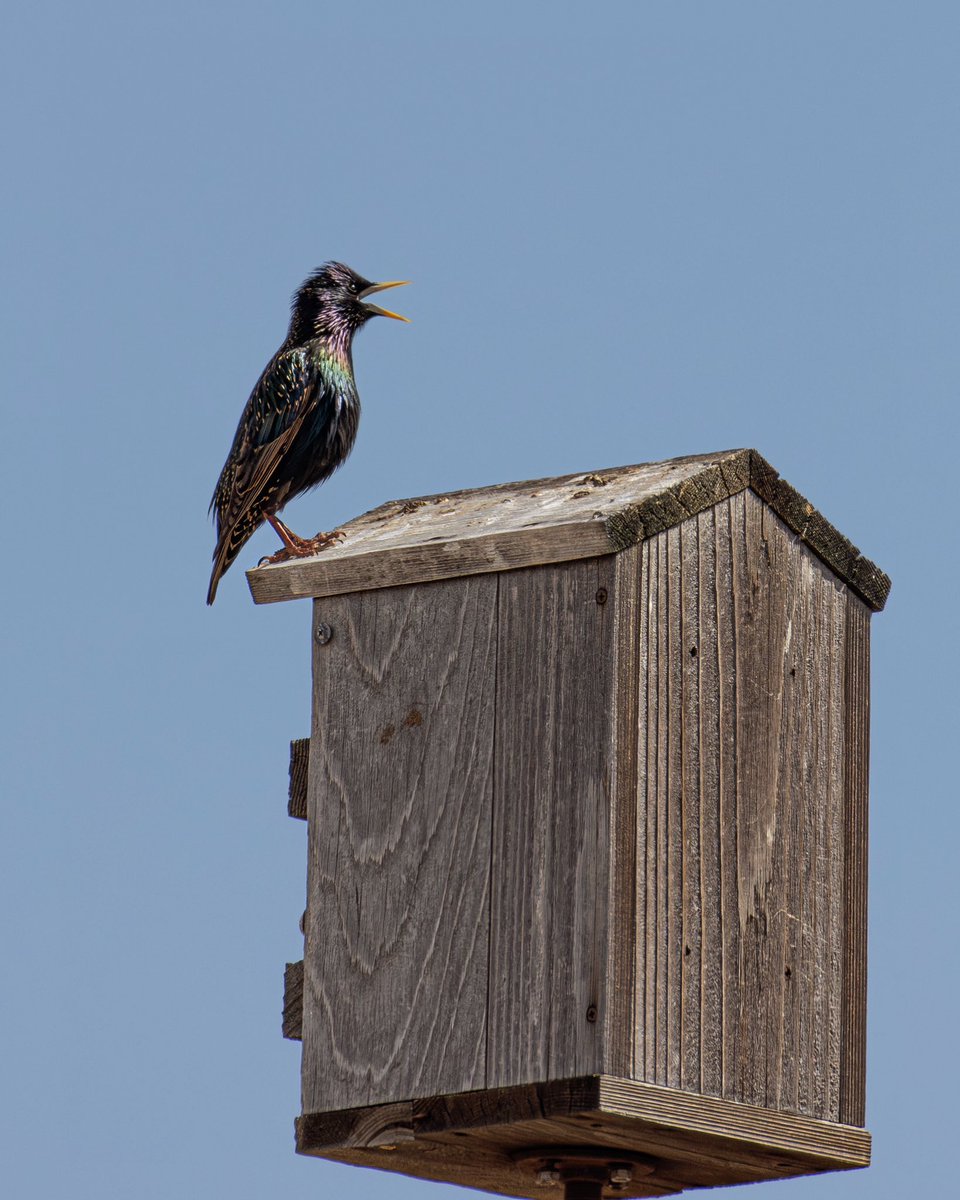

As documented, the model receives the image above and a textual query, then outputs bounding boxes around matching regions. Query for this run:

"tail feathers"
[206,549,228,605]
[207,528,245,605]
[208,502,272,603]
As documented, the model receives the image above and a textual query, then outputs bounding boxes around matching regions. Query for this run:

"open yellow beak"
[360,279,411,322]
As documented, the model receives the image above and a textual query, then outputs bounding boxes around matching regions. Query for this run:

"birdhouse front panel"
[302,555,635,1116]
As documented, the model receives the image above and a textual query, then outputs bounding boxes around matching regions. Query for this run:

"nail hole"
[689,646,697,657]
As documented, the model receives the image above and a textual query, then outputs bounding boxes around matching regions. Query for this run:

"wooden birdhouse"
[250,449,889,1200]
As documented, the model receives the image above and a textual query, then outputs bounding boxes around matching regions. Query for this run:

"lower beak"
[360,279,410,322]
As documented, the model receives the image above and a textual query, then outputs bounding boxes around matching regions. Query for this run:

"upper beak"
[359,279,411,322]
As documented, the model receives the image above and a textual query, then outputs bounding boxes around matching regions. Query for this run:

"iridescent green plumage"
[207,262,408,604]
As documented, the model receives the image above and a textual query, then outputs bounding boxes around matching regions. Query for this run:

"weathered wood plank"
[840,597,870,1126]
[664,525,684,1090]
[637,535,654,1081]
[246,448,890,612]
[607,544,642,1079]
[283,960,304,1040]
[297,1100,415,1150]
[731,491,793,1110]
[679,513,703,1094]
[745,452,889,612]
[288,738,309,820]
[250,452,741,605]
[789,548,847,1121]
[775,542,803,1117]
[714,496,742,1105]
[652,532,670,1087]
[302,574,498,1111]
[693,506,723,1097]
[252,520,613,604]
[297,1074,869,1198]
[486,557,615,1087]
[598,1076,870,1166]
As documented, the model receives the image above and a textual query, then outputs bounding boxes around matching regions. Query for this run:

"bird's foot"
[258,529,346,566]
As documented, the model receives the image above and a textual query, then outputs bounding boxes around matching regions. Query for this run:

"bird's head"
[288,262,409,350]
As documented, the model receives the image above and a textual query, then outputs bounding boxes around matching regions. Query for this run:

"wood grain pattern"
[247,449,890,612]
[633,492,852,1122]
[300,552,648,1108]
[298,1100,415,1151]
[283,960,304,1040]
[840,598,870,1126]
[486,557,616,1087]
[249,452,727,605]
[598,1075,870,1165]
[288,738,309,820]
[606,545,642,1079]
[302,574,498,1111]
[296,1074,869,1198]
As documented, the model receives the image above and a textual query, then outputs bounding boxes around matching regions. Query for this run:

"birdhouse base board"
[295,1075,870,1198]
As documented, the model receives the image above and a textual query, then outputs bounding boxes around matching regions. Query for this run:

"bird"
[207,262,409,604]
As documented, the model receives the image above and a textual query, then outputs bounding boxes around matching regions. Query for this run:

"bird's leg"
[259,513,346,565]
[267,514,306,552]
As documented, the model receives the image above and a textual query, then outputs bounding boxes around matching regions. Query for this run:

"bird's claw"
[259,529,346,566]
[318,529,347,545]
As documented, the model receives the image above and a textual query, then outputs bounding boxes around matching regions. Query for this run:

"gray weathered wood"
[302,574,498,1111]
[606,545,642,1079]
[840,598,870,1126]
[283,960,304,1040]
[247,449,890,612]
[288,738,309,820]
[631,492,851,1122]
[486,557,616,1087]
[296,1074,870,1198]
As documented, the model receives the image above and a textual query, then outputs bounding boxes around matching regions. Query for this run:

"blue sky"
[2,3,956,1197]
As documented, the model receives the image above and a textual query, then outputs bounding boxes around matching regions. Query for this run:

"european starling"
[207,262,408,604]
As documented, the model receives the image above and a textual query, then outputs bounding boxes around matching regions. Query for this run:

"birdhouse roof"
[246,448,890,611]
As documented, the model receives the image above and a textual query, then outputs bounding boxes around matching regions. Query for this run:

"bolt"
[610,1166,633,1185]
[315,623,333,645]
[535,1167,561,1186]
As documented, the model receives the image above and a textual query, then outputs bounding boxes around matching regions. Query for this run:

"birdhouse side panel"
[302,575,498,1114]
[631,489,862,1124]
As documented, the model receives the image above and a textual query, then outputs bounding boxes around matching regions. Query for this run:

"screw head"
[535,1168,561,1186]
[315,622,333,645]
[610,1166,633,1185]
